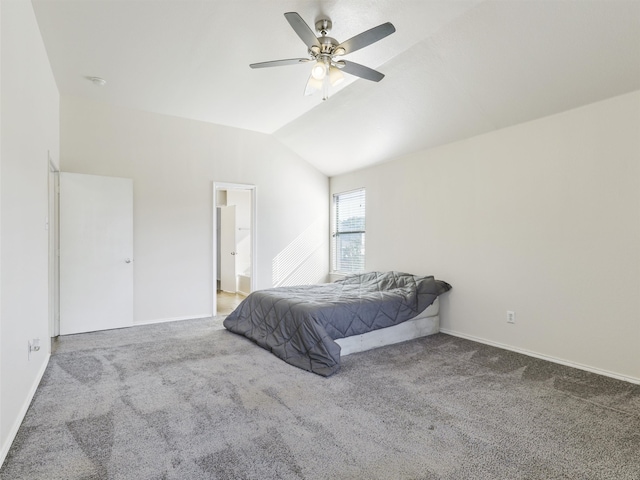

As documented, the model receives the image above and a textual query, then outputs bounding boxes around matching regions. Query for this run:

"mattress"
[336,297,440,356]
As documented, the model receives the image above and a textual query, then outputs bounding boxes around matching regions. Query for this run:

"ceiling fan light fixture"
[304,75,323,96]
[333,46,346,56]
[311,61,327,80]
[329,67,344,86]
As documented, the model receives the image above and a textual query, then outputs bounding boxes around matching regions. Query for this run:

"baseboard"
[0,353,51,466]
[134,314,211,327]
[439,328,640,386]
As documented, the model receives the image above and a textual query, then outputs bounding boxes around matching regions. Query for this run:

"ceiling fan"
[250,12,396,100]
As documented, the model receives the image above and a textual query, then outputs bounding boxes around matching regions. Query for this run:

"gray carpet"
[1,318,639,480]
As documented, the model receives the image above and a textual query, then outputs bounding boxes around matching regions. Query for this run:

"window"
[332,188,365,273]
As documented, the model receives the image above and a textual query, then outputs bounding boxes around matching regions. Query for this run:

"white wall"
[331,91,640,383]
[0,0,59,462]
[60,96,329,324]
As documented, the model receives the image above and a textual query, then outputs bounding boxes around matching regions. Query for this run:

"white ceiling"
[32,0,640,176]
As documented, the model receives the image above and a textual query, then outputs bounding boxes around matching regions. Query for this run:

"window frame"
[331,188,366,274]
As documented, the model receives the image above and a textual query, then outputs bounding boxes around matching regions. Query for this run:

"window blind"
[333,188,365,273]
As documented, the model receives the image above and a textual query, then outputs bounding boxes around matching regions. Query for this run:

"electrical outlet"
[507,311,516,324]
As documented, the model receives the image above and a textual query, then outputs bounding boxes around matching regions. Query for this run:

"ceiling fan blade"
[340,61,385,82]
[336,22,396,55]
[284,12,321,50]
[250,58,312,69]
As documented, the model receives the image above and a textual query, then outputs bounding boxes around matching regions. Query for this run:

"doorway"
[212,182,256,316]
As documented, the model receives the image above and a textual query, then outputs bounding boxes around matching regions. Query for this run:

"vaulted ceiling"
[32,0,640,176]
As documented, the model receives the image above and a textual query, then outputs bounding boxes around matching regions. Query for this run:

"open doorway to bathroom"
[212,182,256,317]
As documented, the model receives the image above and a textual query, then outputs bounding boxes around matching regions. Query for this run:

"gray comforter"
[223,271,452,376]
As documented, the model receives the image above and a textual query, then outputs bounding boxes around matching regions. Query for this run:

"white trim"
[440,328,640,385]
[212,182,257,317]
[48,155,60,338]
[133,314,211,326]
[0,354,51,466]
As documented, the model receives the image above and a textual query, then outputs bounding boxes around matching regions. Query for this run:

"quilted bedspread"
[223,271,452,376]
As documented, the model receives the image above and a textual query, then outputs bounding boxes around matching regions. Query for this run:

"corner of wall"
[0,0,60,464]
[0,354,50,466]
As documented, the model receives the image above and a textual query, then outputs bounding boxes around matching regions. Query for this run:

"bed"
[223,271,451,376]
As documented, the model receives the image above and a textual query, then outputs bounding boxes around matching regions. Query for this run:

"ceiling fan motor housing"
[315,18,332,35]
[309,36,342,65]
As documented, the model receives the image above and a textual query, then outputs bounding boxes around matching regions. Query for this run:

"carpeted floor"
[1,318,639,479]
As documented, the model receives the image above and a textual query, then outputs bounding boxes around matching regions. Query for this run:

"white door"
[59,173,134,335]
[220,205,236,292]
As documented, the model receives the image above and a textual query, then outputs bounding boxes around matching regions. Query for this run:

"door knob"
[125,258,132,263]
[230,252,237,256]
